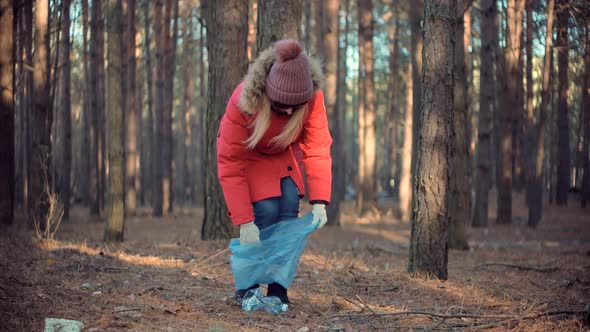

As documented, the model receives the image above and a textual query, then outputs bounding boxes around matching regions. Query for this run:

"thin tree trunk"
[357,0,377,214]
[523,0,534,207]
[30,0,52,228]
[409,0,455,280]
[105,0,125,242]
[582,23,589,208]
[400,60,413,222]
[178,5,195,209]
[98,1,106,213]
[197,18,206,207]
[410,0,424,215]
[143,0,153,207]
[449,4,469,249]
[247,0,257,62]
[304,0,311,48]
[497,0,525,224]
[0,0,14,225]
[126,0,137,216]
[201,0,248,240]
[152,0,164,216]
[473,0,495,228]
[324,0,341,226]
[256,0,301,54]
[59,0,72,220]
[386,2,400,199]
[89,0,102,216]
[80,0,90,206]
[555,0,570,206]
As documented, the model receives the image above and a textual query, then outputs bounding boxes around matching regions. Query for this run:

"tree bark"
[555,0,570,206]
[497,0,525,224]
[247,0,257,62]
[80,0,90,207]
[357,0,377,214]
[105,0,125,242]
[162,0,179,214]
[386,2,400,199]
[324,0,341,226]
[152,0,164,216]
[256,0,301,54]
[201,0,248,240]
[410,0,424,216]
[143,0,153,207]
[0,0,14,225]
[89,0,102,216]
[582,21,590,208]
[449,4,470,250]
[126,0,137,216]
[29,0,52,228]
[59,0,72,220]
[408,0,455,280]
[178,5,195,208]
[473,0,495,228]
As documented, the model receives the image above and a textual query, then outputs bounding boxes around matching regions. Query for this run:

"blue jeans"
[253,177,300,230]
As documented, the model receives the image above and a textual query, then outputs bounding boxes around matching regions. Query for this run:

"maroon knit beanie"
[265,40,314,106]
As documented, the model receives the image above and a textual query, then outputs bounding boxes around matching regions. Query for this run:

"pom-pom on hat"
[265,40,314,106]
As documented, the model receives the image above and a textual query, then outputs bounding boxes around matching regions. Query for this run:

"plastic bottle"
[241,288,288,314]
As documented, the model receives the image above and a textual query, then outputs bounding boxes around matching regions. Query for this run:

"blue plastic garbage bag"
[229,213,317,290]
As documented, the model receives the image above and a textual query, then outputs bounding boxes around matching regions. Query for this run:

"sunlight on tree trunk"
[105,0,125,243]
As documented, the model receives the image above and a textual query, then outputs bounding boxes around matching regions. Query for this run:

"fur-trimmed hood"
[238,45,324,116]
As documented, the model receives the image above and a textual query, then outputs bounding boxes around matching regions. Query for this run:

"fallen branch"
[476,262,558,272]
[193,248,229,268]
[325,308,587,322]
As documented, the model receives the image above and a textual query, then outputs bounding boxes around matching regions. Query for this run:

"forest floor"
[1,191,590,331]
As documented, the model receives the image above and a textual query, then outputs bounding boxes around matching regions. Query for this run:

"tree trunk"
[408,0,455,280]
[247,0,257,62]
[523,0,534,207]
[201,0,248,240]
[152,0,164,216]
[336,0,350,202]
[410,0,424,215]
[0,0,14,225]
[197,18,206,207]
[304,0,311,48]
[400,60,413,222]
[178,5,195,209]
[555,0,570,206]
[582,22,589,208]
[89,0,102,216]
[386,2,400,199]
[473,0,495,228]
[324,0,341,226]
[143,0,153,206]
[256,0,301,53]
[449,4,469,250]
[105,0,125,242]
[162,0,179,214]
[126,0,137,216]
[492,4,503,189]
[30,0,52,228]
[357,0,377,214]
[59,0,72,220]
[80,0,90,207]
[497,0,525,224]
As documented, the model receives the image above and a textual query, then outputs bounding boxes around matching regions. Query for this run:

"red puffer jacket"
[217,47,332,226]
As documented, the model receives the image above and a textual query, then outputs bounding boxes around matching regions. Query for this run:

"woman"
[217,39,332,305]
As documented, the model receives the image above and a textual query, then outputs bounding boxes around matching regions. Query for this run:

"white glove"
[311,204,328,229]
[240,222,260,244]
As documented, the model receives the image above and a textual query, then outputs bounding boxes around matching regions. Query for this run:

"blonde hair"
[245,99,308,150]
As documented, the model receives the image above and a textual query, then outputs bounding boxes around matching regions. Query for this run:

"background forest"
[0,0,589,331]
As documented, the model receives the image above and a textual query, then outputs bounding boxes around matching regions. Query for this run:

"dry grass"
[1,196,589,331]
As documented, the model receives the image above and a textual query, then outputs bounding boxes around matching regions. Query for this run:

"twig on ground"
[325,308,587,322]
[194,248,229,269]
[476,262,558,272]
[355,294,377,315]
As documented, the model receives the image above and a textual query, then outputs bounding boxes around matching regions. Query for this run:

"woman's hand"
[311,204,328,228]
[240,222,260,244]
